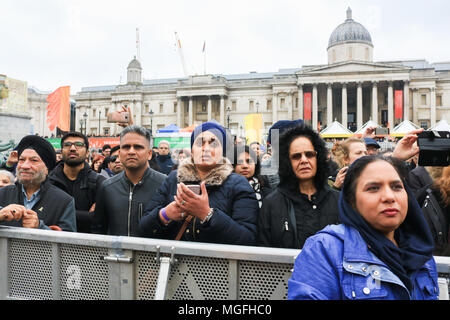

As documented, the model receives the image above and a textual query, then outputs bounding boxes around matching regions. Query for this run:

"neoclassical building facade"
[33,8,450,138]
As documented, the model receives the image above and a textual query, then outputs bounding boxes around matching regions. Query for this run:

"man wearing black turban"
[0,135,76,231]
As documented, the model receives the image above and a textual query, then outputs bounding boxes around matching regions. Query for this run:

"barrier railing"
[0,226,449,300]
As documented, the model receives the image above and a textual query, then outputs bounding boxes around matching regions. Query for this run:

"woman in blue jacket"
[288,155,439,300]
[139,122,258,245]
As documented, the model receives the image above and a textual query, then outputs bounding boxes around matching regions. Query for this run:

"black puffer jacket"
[139,157,258,246]
[258,185,340,249]
[48,162,106,233]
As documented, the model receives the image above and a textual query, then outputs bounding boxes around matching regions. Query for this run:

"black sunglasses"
[289,150,317,161]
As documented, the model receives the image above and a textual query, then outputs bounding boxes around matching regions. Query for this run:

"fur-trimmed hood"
[176,157,233,186]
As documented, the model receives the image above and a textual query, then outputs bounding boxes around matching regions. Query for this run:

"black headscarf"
[338,156,434,291]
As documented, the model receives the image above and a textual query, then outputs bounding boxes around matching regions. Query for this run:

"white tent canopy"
[355,120,381,135]
[429,119,450,131]
[320,120,354,137]
[391,120,420,136]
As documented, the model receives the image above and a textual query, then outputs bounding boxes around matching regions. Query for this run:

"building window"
[295,98,298,109]
[421,94,427,105]
[105,108,109,116]
[267,99,272,111]
[145,104,149,113]
[231,100,237,111]
[92,109,96,118]
[420,121,428,130]
[159,103,164,113]
[280,98,285,109]
[174,101,178,113]
[436,95,442,106]
[103,127,110,135]
[249,100,254,111]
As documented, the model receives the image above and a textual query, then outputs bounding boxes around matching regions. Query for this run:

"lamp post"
[256,101,259,114]
[149,109,154,137]
[83,112,88,135]
[226,106,231,128]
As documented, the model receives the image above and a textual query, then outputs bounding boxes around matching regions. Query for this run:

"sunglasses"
[62,142,86,149]
[110,155,119,162]
[289,150,317,161]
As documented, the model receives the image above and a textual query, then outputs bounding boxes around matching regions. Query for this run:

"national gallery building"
[31,8,449,138]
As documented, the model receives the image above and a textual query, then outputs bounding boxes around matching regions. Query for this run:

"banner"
[304,92,312,120]
[88,137,120,149]
[394,90,403,119]
[46,86,71,131]
[244,113,263,144]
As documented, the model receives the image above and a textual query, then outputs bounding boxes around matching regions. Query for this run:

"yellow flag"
[244,114,263,144]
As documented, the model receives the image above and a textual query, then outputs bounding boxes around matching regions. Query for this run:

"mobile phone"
[186,184,201,195]
[107,111,129,123]
[375,127,389,135]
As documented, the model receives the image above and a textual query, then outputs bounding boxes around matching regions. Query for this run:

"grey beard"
[17,170,47,188]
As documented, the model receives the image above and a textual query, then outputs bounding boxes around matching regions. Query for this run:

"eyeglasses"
[62,142,86,149]
[110,155,119,162]
[289,150,317,161]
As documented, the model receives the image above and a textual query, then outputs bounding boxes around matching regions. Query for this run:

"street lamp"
[256,101,259,114]
[80,112,88,135]
[226,106,231,128]
[149,109,154,137]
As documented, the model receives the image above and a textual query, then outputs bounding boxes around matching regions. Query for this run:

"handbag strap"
[175,215,193,241]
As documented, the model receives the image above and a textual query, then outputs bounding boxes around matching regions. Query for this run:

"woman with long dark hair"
[258,123,339,248]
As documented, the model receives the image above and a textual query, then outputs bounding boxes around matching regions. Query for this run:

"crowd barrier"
[0,226,449,300]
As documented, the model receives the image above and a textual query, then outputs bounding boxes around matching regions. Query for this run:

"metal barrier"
[0,226,449,300]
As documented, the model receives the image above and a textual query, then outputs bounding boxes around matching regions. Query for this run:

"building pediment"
[298,61,411,76]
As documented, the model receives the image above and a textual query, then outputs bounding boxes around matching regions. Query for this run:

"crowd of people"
[0,118,448,300]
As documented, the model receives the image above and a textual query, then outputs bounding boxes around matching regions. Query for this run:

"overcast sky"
[1,0,449,95]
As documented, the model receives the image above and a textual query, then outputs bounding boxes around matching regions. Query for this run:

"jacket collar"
[50,161,91,189]
[122,166,152,186]
[176,157,233,186]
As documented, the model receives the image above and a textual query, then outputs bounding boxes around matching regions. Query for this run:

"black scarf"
[338,185,434,291]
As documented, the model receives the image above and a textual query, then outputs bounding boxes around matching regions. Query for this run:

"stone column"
[372,81,378,123]
[327,83,333,126]
[207,96,212,121]
[431,87,436,127]
[403,81,410,121]
[412,88,419,124]
[272,92,278,123]
[357,82,363,129]
[341,83,348,129]
[287,91,293,120]
[312,84,318,131]
[220,96,225,126]
[298,84,304,120]
[388,81,394,131]
[135,100,142,126]
[177,97,183,127]
[188,97,193,125]
[86,107,91,134]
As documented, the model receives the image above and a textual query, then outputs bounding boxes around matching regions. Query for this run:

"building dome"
[327,8,374,64]
[328,8,373,49]
[127,56,142,70]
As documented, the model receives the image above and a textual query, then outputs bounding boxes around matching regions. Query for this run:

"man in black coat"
[48,132,106,233]
[0,135,76,231]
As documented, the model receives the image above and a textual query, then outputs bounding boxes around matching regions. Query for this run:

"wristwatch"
[200,208,214,224]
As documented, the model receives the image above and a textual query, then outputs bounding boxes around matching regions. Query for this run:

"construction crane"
[174,31,189,77]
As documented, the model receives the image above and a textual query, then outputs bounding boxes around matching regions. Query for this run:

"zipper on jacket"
[284,221,289,231]
[128,185,135,236]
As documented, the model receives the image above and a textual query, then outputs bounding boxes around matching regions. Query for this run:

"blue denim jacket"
[288,224,439,300]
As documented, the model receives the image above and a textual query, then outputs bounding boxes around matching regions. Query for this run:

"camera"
[107,111,129,123]
[417,130,450,166]
[375,127,389,135]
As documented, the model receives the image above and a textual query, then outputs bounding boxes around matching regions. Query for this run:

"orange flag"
[47,86,70,132]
